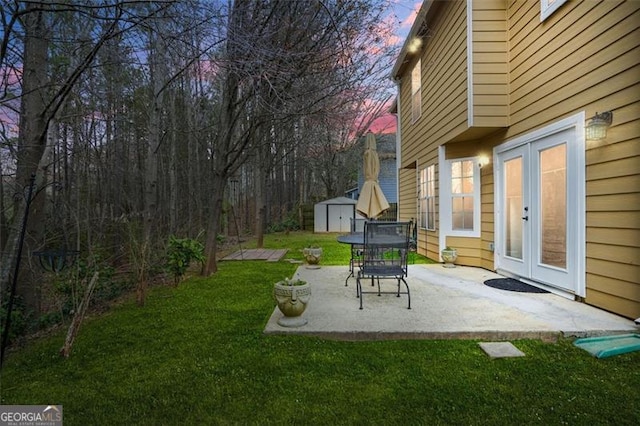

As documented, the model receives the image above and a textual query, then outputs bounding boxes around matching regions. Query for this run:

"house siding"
[398,168,417,221]
[480,164,495,271]
[506,0,640,318]
[399,0,468,157]
[471,0,509,127]
[397,0,468,259]
[394,0,639,319]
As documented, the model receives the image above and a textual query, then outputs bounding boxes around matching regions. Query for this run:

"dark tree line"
[0,0,397,321]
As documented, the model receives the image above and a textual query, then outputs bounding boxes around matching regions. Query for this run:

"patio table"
[337,232,406,246]
[337,233,364,286]
[337,232,407,285]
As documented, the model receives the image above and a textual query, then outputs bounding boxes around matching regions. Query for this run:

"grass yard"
[1,232,639,425]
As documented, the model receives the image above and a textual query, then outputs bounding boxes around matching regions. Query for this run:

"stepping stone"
[479,342,525,358]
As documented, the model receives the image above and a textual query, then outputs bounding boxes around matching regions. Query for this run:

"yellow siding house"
[392,0,639,319]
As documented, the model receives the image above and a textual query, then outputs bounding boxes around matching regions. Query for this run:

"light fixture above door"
[585,111,613,141]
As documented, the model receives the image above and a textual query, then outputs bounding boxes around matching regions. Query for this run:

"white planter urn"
[273,278,311,327]
[302,247,322,269]
[441,247,458,268]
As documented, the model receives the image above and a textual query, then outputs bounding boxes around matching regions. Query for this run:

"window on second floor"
[411,59,421,123]
[540,0,567,21]
[418,164,436,230]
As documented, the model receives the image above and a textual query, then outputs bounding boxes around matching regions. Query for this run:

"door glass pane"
[505,157,523,259]
[540,144,566,268]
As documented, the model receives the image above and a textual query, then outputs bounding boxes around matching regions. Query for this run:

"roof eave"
[390,0,436,80]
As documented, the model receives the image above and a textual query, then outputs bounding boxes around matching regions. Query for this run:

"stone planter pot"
[441,248,458,268]
[302,247,322,269]
[273,279,311,327]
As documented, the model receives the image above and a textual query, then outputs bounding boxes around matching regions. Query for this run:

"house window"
[418,164,436,230]
[451,159,474,230]
[441,157,481,237]
[540,0,567,21]
[411,59,421,123]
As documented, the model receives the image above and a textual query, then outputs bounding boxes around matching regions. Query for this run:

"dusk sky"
[0,1,423,138]
[392,0,422,43]
[367,0,421,134]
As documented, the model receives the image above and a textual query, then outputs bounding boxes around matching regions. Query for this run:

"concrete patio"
[264,264,638,341]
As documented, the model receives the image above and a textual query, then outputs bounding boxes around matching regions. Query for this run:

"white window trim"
[418,164,436,231]
[439,154,482,240]
[540,0,567,22]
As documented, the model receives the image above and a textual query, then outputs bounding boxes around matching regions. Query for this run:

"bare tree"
[201,0,397,272]
[0,1,179,313]
[1,1,125,310]
[0,0,401,332]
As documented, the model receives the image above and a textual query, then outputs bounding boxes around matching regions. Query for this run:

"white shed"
[314,197,364,233]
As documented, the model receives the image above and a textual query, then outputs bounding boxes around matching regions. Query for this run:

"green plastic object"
[573,334,640,359]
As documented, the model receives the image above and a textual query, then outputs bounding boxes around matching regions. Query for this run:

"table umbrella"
[356,133,390,219]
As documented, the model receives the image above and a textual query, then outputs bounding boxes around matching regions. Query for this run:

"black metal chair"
[356,221,411,310]
[345,218,367,286]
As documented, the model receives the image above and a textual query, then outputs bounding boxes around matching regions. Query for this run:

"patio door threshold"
[496,269,576,301]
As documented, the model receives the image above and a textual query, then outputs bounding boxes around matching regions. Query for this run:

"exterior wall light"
[408,37,422,53]
[585,111,613,141]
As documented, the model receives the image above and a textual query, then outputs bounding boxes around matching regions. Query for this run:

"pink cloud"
[368,113,397,134]
[1,66,22,137]
[386,0,423,47]
[402,1,422,30]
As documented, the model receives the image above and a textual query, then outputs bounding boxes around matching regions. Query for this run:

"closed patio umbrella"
[356,133,390,219]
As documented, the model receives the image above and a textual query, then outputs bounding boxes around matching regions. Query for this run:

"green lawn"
[1,232,639,425]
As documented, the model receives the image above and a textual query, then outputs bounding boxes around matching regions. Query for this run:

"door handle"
[522,216,529,221]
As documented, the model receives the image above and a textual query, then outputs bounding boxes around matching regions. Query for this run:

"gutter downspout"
[395,79,402,221]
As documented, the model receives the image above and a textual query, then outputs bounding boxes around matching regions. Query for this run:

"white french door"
[495,114,585,296]
[498,145,529,278]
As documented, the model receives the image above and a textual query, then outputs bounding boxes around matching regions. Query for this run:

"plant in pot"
[441,246,458,268]
[273,277,311,327]
[302,244,322,269]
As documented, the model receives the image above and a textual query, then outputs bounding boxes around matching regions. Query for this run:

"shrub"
[166,236,205,286]
[267,212,300,233]
[52,254,118,317]
[0,297,28,345]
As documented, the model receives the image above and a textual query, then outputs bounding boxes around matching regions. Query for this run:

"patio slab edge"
[263,328,563,342]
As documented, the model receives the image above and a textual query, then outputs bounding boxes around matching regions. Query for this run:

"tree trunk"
[169,96,177,233]
[0,165,6,253]
[60,272,99,358]
[139,29,166,306]
[0,6,48,311]
[255,161,266,249]
[202,174,225,275]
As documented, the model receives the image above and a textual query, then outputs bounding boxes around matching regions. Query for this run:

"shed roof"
[315,196,357,205]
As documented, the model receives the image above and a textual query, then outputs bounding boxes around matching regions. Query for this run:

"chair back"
[362,221,411,277]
